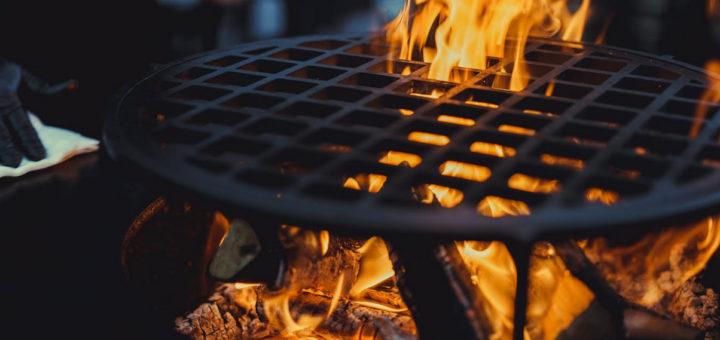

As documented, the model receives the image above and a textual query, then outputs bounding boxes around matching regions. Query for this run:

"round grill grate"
[105,34,720,240]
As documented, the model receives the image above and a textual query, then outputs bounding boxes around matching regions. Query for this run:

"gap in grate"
[697,145,720,168]
[290,65,347,80]
[394,79,456,99]
[240,59,296,74]
[345,43,389,56]
[631,65,681,80]
[319,54,374,68]
[595,90,655,109]
[642,116,698,137]
[660,99,719,120]
[271,48,323,61]
[368,60,425,75]
[312,86,372,103]
[341,72,399,88]
[201,136,272,163]
[604,153,670,179]
[453,88,512,108]
[334,110,400,129]
[265,147,337,175]
[534,82,592,100]
[574,57,626,72]
[581,175,650,201]
[612,77,670,94]
[257,78,317,94]
[185,109,249,127]
[205,55,247,67]
[489,112,551,136]
[557,69,610,85]
[366,94,429,115]
[300,127,369,153]
[223,93,284,110]
[276,101,342,119]
[206,72,264,87]
[575,106,637,127]
[423,103,486,126]
[175,67,214,80]
[556,122,617,147]
[514,96,573,116]
[625,133,688,157]
[525,50,573,65]
[241,117,308,138]
[675,85,707,100]
[299,40,351,50]
[172,86,231,101]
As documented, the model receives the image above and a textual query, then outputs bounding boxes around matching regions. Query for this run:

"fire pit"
[106,33,720,339]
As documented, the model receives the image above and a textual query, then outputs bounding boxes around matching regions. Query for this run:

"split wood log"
[176,283,416,339]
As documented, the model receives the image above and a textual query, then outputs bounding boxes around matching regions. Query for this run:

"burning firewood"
[176,283,415,339]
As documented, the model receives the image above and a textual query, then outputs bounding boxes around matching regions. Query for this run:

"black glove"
[0,59,77,168]
[0,94,46,168]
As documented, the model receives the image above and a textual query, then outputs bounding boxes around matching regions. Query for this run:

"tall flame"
[691,60,720,139]
[386,0,592,90]
[457,241,594,340]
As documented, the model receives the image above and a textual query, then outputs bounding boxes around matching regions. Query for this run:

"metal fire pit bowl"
[105,34,720,242]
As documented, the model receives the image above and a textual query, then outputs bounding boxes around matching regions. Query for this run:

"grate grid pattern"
[106,34,720,237]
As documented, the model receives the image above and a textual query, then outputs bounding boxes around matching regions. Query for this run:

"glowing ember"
[379,150,423,167]
[440,160,492,182]
[437,114,476,126]
[386,0,592,91]
[415,184,465,208]
[540,154,585,170]
[470,141,517,157]
[499,124,536,136]
[585,187,619,205]
[583,217,720,310]
[477,195,531,218]
[408,131,451,146]
[507,173,560,193]
[691,60,720,139]
[343,173,388,193]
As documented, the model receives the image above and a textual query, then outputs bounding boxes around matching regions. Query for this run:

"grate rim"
[105,34,720,240]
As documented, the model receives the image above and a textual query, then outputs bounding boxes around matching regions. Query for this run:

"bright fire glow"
[350,237,396,298]
[416,184,465,208]
[499,124,536,136]
[379,150,423,167]
[583,217,720,308]
[386,0,591,91]
[508,173,560,193]
[438,114,476,126]
[471,141,517,157]
[343,173,388,193]
[457,241,594,340]
[477,195,531,218]
[408,131,451,146]
[440,160,492,182]
[691,60,720,139]
[584,187,619,205]
[540,154,585,170]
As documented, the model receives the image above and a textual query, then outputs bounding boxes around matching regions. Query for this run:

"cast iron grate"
[105,34,720,239]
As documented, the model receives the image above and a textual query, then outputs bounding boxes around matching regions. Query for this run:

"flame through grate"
[106,34,720,238]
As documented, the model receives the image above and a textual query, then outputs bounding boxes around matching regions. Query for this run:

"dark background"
[1,0,720,338]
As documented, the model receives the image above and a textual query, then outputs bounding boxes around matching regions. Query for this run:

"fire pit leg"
[508,242,531,340]
[387,237,487,340]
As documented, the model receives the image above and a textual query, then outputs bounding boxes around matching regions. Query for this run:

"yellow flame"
[584,217,720,308]
[343,173,388,193]
[456,241,593,340]
[544,80,556,97]
[691,60,720,139]
[466,99,500,109]
[508,173,560,193]
[540,154,584,170]
[379,150,423,167]
[399,108,415,116]
[499,124,535,136]
[440,160,492,182]
[438,114,476,126]
[409,89,445,99]
[319,230,330,256]
[386,0,592,91]
[408,131,451,146]
[416,184,465,208]
[471,141,517,157]
[350,237,395,297]
[477,196,531,217]
[585,187,619,205]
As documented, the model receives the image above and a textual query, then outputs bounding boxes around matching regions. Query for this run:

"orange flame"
[508,173,560,193]
[477,195,531,218]
[416,184,465,208]
[343,173,388,193]
[440,160,492,182]
[583,217,720,308]
[379,150,423,167]
[471,141,517,157]
[386,0,592,91]
[457,241,594,340]
[691,60,720,139]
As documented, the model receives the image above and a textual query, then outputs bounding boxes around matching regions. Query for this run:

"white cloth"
[0,113,98,178]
